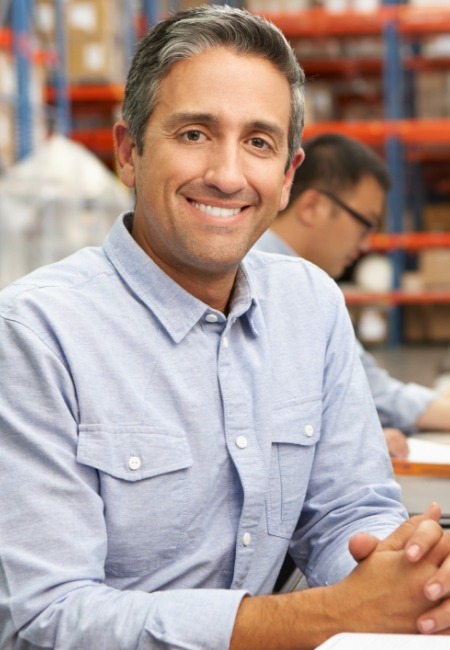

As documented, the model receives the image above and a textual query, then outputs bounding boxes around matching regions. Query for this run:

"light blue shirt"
[254,229,436,434]
[0,214,406,650]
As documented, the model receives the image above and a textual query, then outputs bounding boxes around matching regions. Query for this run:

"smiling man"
[2,6,450,650]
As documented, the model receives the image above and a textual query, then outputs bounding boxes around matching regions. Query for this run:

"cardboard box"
[420,249,450,289]
[0,101,16,169]
[428,305,450,342]
[66,0,119,37]
[65,1,127,83]
[403,304,450,343]
[67,35,126,83]
[0,51,15,99]
[34,0,56,46]
[423,203,450,232]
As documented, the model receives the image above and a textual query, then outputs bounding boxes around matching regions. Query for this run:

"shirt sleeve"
[0,316,246,650]
[288,290,409,587]
[357,340,437,434]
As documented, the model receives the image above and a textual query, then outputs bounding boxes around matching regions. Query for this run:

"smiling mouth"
[191,201,243,218]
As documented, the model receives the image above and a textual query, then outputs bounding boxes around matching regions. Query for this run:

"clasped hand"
[339,502,450,635]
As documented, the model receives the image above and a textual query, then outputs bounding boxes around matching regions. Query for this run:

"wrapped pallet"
[0,134,131,288]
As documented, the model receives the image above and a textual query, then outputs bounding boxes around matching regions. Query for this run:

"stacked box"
[35,0,128,84]
[423,203,450,232]
[420,249,450,290]
[404,305,450,344]
[0,50,16,169]
[66,0,127,84]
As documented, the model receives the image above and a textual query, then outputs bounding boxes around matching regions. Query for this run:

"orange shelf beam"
[258,7,398,38]
[46,84,124,103]
[0,27,12,49]
[304,118,450,147]
[344,290,450,306]
[302,58,383,76]
[370,232,450,252]
[260,7,450,38]
[399,7,450,35]
[70,128,114,153]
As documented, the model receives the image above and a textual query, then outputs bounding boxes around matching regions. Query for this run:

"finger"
[348,532,379,562]
[422,533,450,601]
[417,597,450,635]
[378,503,442,555]
[404,518,443,563]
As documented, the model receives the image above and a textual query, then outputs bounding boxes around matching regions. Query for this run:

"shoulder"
[0,246,112,322]
[245,248,340,294]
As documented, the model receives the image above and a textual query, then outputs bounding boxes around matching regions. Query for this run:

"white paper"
[406,438,450,465]
[317,632,450,649]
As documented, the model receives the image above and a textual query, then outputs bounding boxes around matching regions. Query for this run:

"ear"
[113,120,137,189]
[294,188,326,227]
[279,148,305,211]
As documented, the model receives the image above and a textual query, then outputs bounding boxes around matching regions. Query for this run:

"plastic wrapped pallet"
[0,134,132,289]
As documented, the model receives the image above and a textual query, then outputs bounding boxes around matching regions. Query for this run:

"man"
[1,7,450,649]
[254,132,450,459]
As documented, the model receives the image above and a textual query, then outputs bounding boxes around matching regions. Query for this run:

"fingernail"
[406,543,421,560]
[419,618,435,633]
[425,582,442,600]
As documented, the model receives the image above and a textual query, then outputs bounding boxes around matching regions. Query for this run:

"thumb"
[349,532,379,563]
[348,502,442,563]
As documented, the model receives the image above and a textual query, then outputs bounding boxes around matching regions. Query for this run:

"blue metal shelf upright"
[382,0,406,346]
[12,0,33,160]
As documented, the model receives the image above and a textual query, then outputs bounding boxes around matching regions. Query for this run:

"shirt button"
[222,336,229,349]
[128,456,141,470]
[235,435,248,449]
[304,424,314,437]
[205,313,218,323]
[242,532,252,546]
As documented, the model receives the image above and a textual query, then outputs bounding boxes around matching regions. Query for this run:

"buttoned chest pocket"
[267,399,322,539]
[77,425,193,577]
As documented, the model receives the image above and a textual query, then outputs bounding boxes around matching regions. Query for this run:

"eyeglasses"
[316,189,378,235]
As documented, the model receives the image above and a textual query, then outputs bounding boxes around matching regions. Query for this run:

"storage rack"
[261,2,450,345]
[7,1,450,344]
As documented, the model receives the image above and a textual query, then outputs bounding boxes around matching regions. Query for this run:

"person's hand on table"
[384,427,409,459]
[348,502,450,634]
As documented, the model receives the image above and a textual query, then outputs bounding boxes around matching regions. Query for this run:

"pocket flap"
[271,398,322,447]
[77,424,193,481]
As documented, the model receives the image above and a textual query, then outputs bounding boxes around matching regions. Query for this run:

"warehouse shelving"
[262,3,450,344]
[8,1,450,342]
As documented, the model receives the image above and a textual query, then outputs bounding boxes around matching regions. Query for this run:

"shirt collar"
[104,213,259,342]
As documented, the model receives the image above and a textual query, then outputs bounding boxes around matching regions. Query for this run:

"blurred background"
[2,0,450,382]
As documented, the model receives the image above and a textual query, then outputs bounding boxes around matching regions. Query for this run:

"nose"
[204,142,247,195]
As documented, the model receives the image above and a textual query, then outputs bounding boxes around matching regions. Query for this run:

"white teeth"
[192,202,241,218]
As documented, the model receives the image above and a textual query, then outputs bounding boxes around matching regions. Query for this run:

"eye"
[181,130,206,143]
[249,137,271,151]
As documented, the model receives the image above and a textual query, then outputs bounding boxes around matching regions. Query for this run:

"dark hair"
[122,4,305,167]
[287,132,392,206]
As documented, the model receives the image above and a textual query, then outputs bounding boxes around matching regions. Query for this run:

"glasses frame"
[316,189,377,234]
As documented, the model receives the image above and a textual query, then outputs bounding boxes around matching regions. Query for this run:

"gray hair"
[122,4,305,167]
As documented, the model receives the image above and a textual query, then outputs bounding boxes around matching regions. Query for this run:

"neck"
[271,215,305,258]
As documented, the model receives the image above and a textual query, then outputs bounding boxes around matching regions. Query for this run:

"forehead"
[155,47,292,131]
[341,176,386,213]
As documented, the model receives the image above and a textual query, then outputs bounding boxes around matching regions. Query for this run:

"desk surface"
[318,632,450,649]
[395,432,450,523]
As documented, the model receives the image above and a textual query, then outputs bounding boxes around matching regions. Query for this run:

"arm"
[229,512,450,650]
[415,396,450,432]
[0,315,245,649]
[358,341,437,434]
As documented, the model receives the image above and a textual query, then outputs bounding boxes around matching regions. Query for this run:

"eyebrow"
[164,112,286,144]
